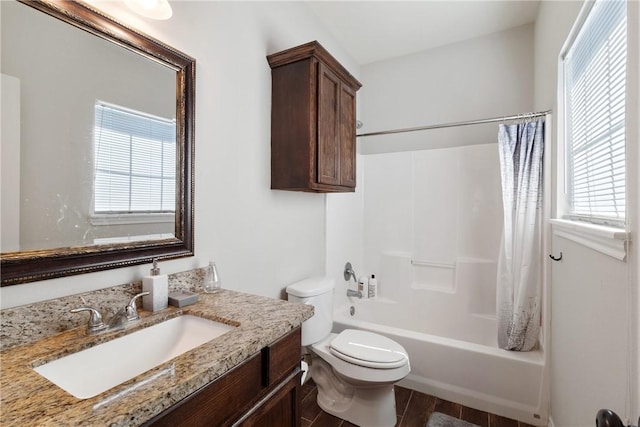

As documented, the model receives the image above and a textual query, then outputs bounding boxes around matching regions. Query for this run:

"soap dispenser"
[142,258,168,312]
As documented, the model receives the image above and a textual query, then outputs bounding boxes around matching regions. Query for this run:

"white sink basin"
[33,315,235,399]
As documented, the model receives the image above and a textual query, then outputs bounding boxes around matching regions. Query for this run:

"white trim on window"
[554,0,630,259]
[92,233,175,245]
[560,0,627,227]
[90,213,174,226]
[550,219,629,260]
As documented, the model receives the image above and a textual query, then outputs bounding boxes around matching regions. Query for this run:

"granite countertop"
[0,289,313,426]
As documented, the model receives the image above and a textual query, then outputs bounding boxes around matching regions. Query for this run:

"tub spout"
[346,289,363,299]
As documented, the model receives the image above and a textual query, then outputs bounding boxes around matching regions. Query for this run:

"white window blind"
[94,102,176,214]
[564,0,626,227]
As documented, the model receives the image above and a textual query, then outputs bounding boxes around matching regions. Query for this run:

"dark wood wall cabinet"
[143,327,302,427]
[268,41,362,193]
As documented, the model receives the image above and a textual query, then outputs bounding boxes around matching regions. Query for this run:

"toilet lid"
[329,329,408,369]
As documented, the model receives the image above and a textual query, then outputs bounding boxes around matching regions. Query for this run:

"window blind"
[564,0,626,227]
[94,102,176,214]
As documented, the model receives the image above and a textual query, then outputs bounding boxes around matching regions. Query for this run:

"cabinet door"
[339,83,356,188]
[317,63,340,186]
[144,353,263,427]
[235,371,301,427]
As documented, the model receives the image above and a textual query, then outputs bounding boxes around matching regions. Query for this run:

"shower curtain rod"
[356,110,552,138]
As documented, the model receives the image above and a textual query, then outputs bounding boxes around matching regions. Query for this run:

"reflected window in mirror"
[93,101,176,220]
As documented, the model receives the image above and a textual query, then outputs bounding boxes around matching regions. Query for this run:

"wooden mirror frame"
[1,0,195,286]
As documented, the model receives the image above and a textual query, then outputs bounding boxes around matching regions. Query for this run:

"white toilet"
[286,277,410,427]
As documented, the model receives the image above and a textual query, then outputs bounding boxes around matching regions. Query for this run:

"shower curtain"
[496,119,544,352]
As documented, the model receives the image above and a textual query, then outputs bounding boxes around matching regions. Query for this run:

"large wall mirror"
[0,0,195,286]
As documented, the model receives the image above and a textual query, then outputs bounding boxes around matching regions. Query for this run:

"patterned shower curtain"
[496,119,544,351]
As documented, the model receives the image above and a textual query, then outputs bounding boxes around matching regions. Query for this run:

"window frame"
[554,0,630,260]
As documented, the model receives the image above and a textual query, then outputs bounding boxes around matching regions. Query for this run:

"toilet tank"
[286,277,334,346]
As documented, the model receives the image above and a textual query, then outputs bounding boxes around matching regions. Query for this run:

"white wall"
[534,1,639,425]
[325,152,365,307]
[326,24,534,308]
[361,144,502,294]
[357,24,534,155]
[356,144,503,345]
[1,1,360,308]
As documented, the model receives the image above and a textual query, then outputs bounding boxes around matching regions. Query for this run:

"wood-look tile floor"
[300,380,537,427]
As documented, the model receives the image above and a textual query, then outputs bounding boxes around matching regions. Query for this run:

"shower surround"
[335,143,547,424]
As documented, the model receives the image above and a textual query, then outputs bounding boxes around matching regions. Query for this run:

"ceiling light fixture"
[123,0,172,20]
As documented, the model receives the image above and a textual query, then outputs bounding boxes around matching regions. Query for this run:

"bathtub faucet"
[343,262,358,285]
[346,289,363,299]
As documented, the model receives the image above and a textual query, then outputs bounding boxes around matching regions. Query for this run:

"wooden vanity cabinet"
[144,327,302,427]
[268,41,362,193]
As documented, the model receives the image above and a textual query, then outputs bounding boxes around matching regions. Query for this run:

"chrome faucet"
[108,292,149,328]
[69,306,109,334]
[344,262,362,298]
[71,292,149,334]
[346,289,363,299]
[343,262,358,285]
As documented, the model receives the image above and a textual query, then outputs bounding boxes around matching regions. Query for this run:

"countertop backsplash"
[0,267,207,351]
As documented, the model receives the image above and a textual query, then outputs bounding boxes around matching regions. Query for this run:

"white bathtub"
[333,297,547,426]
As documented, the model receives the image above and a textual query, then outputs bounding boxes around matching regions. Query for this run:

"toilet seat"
[310,332,410,384]
[330,329,408,369]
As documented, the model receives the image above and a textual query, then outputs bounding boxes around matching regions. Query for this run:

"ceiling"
[306,1,541,65]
